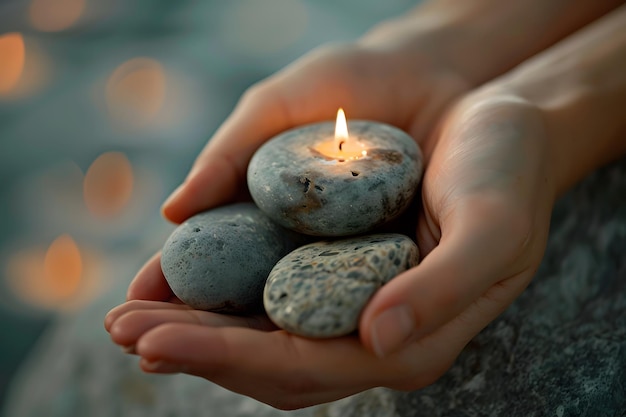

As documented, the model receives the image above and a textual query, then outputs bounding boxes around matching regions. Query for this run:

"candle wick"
[338,140,345,151]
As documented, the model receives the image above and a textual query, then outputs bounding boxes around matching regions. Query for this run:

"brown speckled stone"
[264,233,419,338]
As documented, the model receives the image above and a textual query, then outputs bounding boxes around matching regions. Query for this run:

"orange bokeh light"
[6,235,90,311]
[29,0,86,32]
[83,152,134,218]
[43,234,83,299]
[105,58,166,128]
[0,33,25,95]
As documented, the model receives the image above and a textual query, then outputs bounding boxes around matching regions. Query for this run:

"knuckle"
[304,42,355,62]
[240,80,273,106]
[237,78,289,120]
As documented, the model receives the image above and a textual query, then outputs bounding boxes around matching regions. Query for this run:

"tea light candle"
[247,109,423,236]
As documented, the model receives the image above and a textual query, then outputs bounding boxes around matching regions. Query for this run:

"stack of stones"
[160,121,423,338]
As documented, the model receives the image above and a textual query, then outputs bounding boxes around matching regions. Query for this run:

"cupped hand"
[360,93,556,357]
[161,32,471,223]
[106,85,558,408]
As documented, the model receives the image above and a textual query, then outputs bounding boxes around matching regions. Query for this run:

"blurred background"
[0,0,416,414]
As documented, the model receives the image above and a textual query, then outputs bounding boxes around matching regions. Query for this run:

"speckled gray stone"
[247,121,423,236]
[160,202,307,313]
[264,233,419,338]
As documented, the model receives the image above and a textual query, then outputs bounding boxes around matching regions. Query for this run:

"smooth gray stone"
[264,233,419,338]
[247,121,423,236]
[161,202,307,313]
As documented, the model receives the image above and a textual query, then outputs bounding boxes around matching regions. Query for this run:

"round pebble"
[161,202,307,313]
[263,233,419,338]
[247,121,423,236]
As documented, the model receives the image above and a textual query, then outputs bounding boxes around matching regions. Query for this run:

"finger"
[160,86,291,223]
[135,324,414,409]
[360,193,533,358]
[139,355,358,411]
[108,306,275,348]
[381,269,531,392]
[105,300,192,332]
[161,45,409,223]
[126,252,174,302]
[160,61,332,224]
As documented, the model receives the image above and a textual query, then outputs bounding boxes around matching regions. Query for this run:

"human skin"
[105,1,626,411]
[158,0,624,224]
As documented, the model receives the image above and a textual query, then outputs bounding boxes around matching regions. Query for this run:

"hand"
[105,85,556,408]
[361,93,555,357]
[159,31,472,223]
[106,2,626,409]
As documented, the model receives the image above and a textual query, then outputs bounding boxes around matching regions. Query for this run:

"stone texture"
[160,202,307,313]
[264,233,419,338]
[247,121,423,236]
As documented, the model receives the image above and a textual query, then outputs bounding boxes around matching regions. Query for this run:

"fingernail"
[370,304,415,358]
[162,184,185,210]
[103,312,114,331]
[122,345,136,354]
[142,359,181,374]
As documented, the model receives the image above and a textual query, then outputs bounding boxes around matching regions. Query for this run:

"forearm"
[497,4,626,196]
[360,0,623,86]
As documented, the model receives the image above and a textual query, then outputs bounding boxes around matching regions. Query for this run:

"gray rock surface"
[247,121,423,236]
[161,202,307,313]
[264,234,419,338]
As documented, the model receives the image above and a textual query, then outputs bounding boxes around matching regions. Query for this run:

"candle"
[247,109,423,236]
[313,108,367,161]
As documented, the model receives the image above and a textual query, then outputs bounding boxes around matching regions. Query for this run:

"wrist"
[360,0,623,88]
[491,5,626,197]
[358,5,494,87]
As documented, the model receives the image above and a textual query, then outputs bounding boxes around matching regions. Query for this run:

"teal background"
[0,0,416,412]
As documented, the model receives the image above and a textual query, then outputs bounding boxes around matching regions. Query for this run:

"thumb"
[359,195,531,358]
[161,82,293,223]
[160,44,368,224]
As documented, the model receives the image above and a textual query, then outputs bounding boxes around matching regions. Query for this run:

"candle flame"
[335,108,366,159]
[335,108,349,144]
[314,108,367,161]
